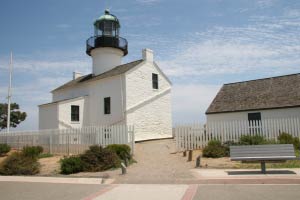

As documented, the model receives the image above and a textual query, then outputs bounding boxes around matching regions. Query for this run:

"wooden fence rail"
[175,117,300,151]
[0,125,135,155]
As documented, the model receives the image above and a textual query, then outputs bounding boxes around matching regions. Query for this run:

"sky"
[0,0,300,131]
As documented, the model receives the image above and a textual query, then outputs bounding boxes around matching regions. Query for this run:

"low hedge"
[80,145,120,172]
[0,152,40,175]
[60,145,121,174]
[239,134,266,145]
[202,133,300,158]
[22,146,43,158]
[203,140,229,158]
[278,132,300,150]
[60,156,84,175]
[0,144,11,156]
[106,144,131,161]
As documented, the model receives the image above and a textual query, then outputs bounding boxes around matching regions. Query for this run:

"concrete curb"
[0,176,103,184]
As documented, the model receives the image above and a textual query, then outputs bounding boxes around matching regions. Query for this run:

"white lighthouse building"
[39,10,172,141]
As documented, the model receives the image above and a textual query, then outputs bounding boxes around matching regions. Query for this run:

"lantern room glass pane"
[103,21,114,36]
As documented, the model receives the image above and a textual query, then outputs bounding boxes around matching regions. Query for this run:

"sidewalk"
[84,184,196,200]
[0,176,103,185]
[190,168,300,184]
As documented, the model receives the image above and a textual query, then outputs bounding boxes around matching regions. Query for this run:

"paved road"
[0,182,108,200]
[1,182,300,200]
[194,185,300,200]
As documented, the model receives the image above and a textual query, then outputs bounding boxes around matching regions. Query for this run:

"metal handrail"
[86,35,128,56]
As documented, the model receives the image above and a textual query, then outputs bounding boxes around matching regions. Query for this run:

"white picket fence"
[0,125,135,155]
[175,117,300,151]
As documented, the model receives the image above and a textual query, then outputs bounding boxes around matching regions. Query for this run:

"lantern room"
[86,9,128,56]
[94,9,120,37]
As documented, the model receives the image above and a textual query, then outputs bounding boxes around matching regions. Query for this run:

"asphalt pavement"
[1,182,300,200]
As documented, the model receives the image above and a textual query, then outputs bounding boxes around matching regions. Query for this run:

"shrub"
[278,132,300,150]
[0,144,11,156]
[22,146,43,158]
[60,156,84,175]
[223,140,238,146]
[207,140,222,146]
[80,145,120,172]
[0,152,40,175]
[106,144,131,161]
[239,134,266,145]
[38,153,53,159]
[203,140,228,158]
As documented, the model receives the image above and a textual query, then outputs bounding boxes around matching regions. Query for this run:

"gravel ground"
[36,139,238,183]
[113,139,198,184]
[38,156,62,175]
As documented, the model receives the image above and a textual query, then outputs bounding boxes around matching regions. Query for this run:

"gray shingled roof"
[52,59,143,92]
[206,73,300,114]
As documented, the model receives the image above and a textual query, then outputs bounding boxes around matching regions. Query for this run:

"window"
[71,105,79,122]
[104,97,111,114]
[103,21,114,36]
[248,112,261,134]
[248,112,261,121]
[152,73,158,89]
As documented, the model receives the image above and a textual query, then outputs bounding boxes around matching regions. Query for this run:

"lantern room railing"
[86,35,128,56]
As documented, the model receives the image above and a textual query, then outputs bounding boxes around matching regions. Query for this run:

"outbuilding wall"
[207,107,300,122]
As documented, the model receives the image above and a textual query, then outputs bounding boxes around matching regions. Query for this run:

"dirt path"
[113,139,198,184]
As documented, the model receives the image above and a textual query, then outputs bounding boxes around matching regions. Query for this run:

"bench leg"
[261,162,266,174]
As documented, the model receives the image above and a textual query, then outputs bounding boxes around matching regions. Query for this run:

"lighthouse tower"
[86,10,128,75]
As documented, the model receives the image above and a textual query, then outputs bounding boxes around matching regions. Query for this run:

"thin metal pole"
[7,51,13,133]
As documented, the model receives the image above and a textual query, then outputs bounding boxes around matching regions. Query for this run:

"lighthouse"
[86,9,128,75]
[39,10,172,141]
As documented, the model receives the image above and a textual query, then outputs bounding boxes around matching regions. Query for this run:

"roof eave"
[206,105,300,115]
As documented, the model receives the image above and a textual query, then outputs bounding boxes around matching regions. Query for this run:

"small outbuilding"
[206,73,300,123]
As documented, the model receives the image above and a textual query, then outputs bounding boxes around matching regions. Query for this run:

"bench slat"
[230,144,296,161]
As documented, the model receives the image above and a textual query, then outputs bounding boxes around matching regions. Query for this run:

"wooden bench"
[230,144,297,173]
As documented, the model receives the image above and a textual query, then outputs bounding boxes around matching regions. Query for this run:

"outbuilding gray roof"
[206,73,300,114]
[52,59,143,92]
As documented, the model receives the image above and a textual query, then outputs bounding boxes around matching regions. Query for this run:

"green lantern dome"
[94,9,120,28]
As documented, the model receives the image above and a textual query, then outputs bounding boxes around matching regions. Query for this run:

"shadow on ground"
[227,170,296,175]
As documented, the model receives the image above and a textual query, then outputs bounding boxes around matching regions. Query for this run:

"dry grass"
[38,156,63,175]
[0,150,62,176]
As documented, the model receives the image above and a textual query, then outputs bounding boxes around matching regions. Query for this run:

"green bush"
[207,140,222,146]
[60,156,84,175]
[38,153,53,159]
[80,145,120,172]
[239,134,266,145]
[106,144,131,161]
[0,152,40,175]
[203,140,229,158]
[278,132,300,150]
[22,146,43,158]
[0,144,11,156]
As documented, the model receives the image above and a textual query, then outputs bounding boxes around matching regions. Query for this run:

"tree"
[0,103,27,130]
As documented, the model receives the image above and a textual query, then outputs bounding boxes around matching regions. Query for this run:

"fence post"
[49,133,53,154]
[67,131,70,156]
[131,126,135,155]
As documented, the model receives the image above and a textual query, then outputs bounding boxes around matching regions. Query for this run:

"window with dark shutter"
[248,112,261,134]
[248,112,261,121]
[71,105,80,122]
[152,73,158,89]
[104,97,111,114]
